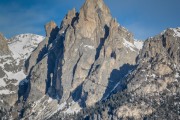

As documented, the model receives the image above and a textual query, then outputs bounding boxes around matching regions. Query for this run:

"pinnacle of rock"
[45,21,58,37]
[79,0,111,22]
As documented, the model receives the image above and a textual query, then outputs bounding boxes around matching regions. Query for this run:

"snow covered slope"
[0,34,44,94]
[8,34,44,60]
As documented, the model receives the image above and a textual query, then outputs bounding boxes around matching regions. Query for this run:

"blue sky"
[0,0,180,40]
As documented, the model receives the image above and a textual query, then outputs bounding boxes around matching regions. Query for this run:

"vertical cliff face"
[23,21,59,103]
[21,1,141,119]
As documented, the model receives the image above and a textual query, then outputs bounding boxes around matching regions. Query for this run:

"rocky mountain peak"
[13,0,142,119]
[75,0,112,38]
[45,21,58,38]
[80,0,110,19]
[0,33,10,55]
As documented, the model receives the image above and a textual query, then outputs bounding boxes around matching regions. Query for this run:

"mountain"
[13,0,144,119]
[51,28,180,120]
[0,0,179,119]
[0,33,44,119]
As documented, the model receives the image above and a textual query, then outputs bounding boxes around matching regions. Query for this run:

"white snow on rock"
[4,70,26,85]
[0,33,44,94]
[0,78,7,87]
[134,40,144,50]
[63,101,81,114]
[48,97,53,103]
[0,89,15,95]
[123,38,136,51]
[175,72,179,78]
[169,27,180,37]
[8,33,44,60]
[123,38,144,51]
[84,45,95,49]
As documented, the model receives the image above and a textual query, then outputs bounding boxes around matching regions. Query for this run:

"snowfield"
[0,33,44,94]
[8,33,44,59]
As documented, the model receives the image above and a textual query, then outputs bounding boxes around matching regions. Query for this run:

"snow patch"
[141,69,145,72]
[64,101,81,114]
[84,45,95,49]
[0,55,11,59]
[58,102,67,111]
[175,73,179,78]
[0,89,11,95]
[48,97,53,103]
[0,100,3,103]
[4,70,26,85]
[134,40,143,50]
[0,78,7,87]
[123,38,136,51]
[171,28,180,37]
[151,74,156,78]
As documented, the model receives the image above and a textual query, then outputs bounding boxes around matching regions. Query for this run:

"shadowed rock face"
[23,1,140,116]
[0,33,10,55]
[45,21,58,38]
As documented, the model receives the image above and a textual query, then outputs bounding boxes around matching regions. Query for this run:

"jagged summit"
[45,21,58,38]
[80,0,111,20]
[77,0,112,38]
